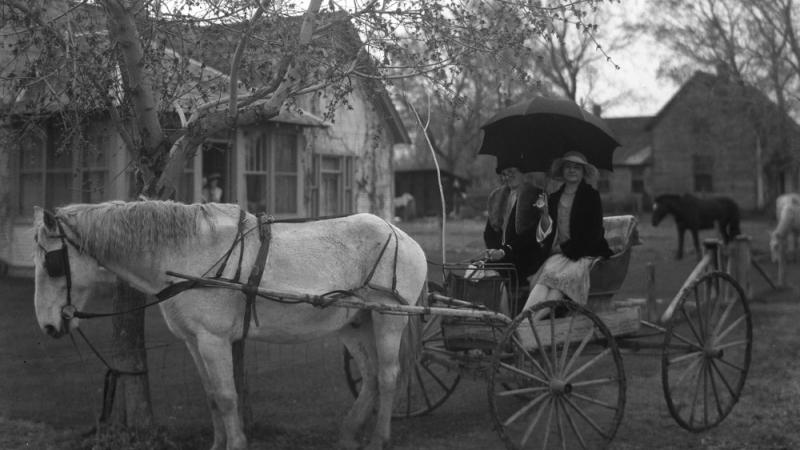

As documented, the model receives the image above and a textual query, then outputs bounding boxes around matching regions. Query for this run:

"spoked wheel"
[343,314,461,418]
[488,300,626,449]
[662,270,752,431]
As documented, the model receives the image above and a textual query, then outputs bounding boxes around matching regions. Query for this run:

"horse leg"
[366,312,408,450]
[185,339,227,450]
[676,226,685,260]
[196,335,247,450]
[338,317,378,450]
[691,229,702,260]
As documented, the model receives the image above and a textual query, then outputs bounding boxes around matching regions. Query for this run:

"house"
[393,127,469,219]
[644,70,800,210]
[600,116,654,213]
[0,12,409,277]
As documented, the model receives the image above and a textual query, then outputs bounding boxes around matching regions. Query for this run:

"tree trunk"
[108,280,154,428]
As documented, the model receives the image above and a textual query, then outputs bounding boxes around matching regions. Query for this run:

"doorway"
[202,140,230,203]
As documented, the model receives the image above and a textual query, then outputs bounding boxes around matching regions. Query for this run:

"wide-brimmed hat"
[550,151,599,181]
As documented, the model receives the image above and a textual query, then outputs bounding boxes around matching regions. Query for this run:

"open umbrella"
[478,96,620,173]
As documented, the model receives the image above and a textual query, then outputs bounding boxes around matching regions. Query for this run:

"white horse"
[32,201,427,450]
[770,193,800,287]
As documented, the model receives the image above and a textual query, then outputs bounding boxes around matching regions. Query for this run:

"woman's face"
[562,161,585,184]
[500,167,523,189]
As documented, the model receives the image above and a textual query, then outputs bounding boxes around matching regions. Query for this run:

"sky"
[590,0,680,118]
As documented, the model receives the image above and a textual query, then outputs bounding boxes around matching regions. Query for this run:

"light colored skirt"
[527,254,594,304]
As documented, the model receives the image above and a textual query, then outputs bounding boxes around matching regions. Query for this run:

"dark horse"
[652,194,741,259]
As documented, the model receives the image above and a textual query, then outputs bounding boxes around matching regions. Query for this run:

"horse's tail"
[397,284,425,383]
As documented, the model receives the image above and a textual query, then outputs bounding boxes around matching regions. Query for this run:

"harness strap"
[361,222,403,300]
[241,213,272,340]
[214,209,248,281]
[55,221,74,311]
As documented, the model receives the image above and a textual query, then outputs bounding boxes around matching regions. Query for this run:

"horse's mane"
[54,201,241,262]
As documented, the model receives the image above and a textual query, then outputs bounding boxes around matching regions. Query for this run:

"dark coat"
[484,183,549,280]
[543,180,612,261]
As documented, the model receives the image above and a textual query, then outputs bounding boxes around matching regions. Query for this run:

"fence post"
[727,235,753,298]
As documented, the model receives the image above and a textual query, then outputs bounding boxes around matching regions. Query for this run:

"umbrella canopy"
[478,96,620,173]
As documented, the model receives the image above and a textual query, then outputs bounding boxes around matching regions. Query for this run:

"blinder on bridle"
[44,246,69,278]
[38,211,78,321]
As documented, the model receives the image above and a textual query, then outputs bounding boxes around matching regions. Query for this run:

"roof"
[172,14,409,144]
[619,145,652,165]
[604,116,653,167]
[644,70,797,132]
[1,7,409,143]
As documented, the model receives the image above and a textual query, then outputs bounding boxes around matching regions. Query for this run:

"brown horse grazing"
[652,193,741,260]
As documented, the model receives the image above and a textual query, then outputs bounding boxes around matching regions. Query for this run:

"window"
[631,167,645,194]
[693,154,714,193]
[310,154,355,216]
[244,129,299,215]
[16,124,108,217]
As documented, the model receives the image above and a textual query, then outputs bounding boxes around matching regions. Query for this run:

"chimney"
[592,103,602,117]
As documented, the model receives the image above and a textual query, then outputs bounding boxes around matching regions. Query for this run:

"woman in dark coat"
[522,151,612,309]
[483,165,550,313]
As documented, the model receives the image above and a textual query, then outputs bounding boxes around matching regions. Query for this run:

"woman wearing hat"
[522,151,612,310]
[483,162,550,314]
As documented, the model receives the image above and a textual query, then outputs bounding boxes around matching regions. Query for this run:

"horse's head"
[33,207,101,338]
[651,198,668,226]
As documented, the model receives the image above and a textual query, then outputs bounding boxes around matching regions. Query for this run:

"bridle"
[36,214,82,323]
[37,211,147,425]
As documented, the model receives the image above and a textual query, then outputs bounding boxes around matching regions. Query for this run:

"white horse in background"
[770,193,800,287]
[32,201,427,450]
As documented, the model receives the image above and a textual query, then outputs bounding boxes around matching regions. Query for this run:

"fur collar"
[487,183,542,235]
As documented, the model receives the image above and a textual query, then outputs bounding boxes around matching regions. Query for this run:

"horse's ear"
[33,206,44,227]
[38,207,58,231]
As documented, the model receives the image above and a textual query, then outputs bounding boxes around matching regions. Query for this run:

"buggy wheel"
[662,271,752,431]
[488,300,625,449]
[343,314,461,418]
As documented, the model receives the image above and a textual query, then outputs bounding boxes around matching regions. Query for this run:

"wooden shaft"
[660,252,712,323]
[165,271,512,323]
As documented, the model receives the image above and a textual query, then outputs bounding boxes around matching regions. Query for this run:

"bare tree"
[1,0,620,434]
[634,0,800,198]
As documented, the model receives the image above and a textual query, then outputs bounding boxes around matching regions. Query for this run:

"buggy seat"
[588,215,641,308]
[601,215,641,256]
